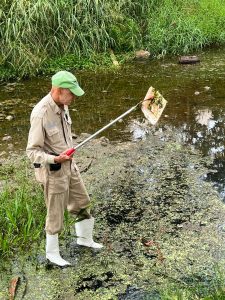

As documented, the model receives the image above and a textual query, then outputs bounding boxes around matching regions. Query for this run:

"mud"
[1,126,225,299]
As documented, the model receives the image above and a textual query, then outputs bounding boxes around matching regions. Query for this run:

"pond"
[0,47,225,196]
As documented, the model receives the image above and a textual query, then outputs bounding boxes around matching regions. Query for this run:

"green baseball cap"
[52,71,84,96]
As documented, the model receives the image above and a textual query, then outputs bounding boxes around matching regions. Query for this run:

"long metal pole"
[75,103,139,150]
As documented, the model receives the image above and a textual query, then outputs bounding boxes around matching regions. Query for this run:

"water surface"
[1,48,225,195]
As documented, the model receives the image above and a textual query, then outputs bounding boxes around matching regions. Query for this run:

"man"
[26,71,103,267]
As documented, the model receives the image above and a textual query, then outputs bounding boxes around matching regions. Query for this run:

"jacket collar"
[48,93,64,115]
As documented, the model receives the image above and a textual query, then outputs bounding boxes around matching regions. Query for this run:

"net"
[141,87,167,125]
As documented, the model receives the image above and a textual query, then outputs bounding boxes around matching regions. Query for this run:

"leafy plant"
[1,0,225,80]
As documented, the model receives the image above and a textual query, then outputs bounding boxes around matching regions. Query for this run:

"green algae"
[1,129,225,299]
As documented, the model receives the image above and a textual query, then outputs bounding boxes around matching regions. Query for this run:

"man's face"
[58,88,76,106]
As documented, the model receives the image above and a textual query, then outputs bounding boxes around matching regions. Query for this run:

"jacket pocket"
[46,127,61,143]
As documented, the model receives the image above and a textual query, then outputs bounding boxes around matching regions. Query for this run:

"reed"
[147,0,225,56]
[1,0,225,79]
[0,158,45,258]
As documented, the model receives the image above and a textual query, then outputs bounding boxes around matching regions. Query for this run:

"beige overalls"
[26,93,90,234]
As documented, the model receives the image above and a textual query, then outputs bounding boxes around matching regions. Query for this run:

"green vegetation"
[159,269,225,299]
[0,157,87,259]
[1,0,225,81]
[0,157,46,258]
[159,271,225,299]
[148,0,225,56]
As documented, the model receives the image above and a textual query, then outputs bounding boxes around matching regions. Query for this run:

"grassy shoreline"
[0,51,134,83]
[0,156,45,258]
[1,0,225,82]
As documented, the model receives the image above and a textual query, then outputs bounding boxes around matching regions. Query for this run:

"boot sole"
[45,259,71,269]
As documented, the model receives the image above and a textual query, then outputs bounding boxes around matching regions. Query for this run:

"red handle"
[65,148,76,156]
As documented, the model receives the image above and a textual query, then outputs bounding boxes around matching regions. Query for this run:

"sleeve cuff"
[47,155,56,164]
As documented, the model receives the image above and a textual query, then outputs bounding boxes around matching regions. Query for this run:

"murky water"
[1,48,225,196]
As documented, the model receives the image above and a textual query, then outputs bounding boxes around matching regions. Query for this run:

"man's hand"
[54,150,73,163]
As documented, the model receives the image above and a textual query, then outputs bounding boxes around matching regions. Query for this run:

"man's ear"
[58,87,62,94]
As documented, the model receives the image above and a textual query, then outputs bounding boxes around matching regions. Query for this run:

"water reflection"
[128,120,149,141]
[196,108,214,127]
[174,106,225,200]
[206,158,225,200]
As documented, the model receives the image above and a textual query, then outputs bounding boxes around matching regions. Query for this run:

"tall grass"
[147,0,225,56]
[0,158,46,258]
[1,0,225,79]
[159,268,225,300]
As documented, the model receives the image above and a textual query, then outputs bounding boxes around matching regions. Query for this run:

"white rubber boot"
[75,217,103,249]
[46,233,71,266]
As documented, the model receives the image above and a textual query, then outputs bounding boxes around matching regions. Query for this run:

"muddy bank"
[1,126,225,299]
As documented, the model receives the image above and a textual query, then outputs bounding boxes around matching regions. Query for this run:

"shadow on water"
[1,48,225,197]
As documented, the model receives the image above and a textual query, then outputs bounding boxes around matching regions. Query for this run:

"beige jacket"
[26,93,73,166]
